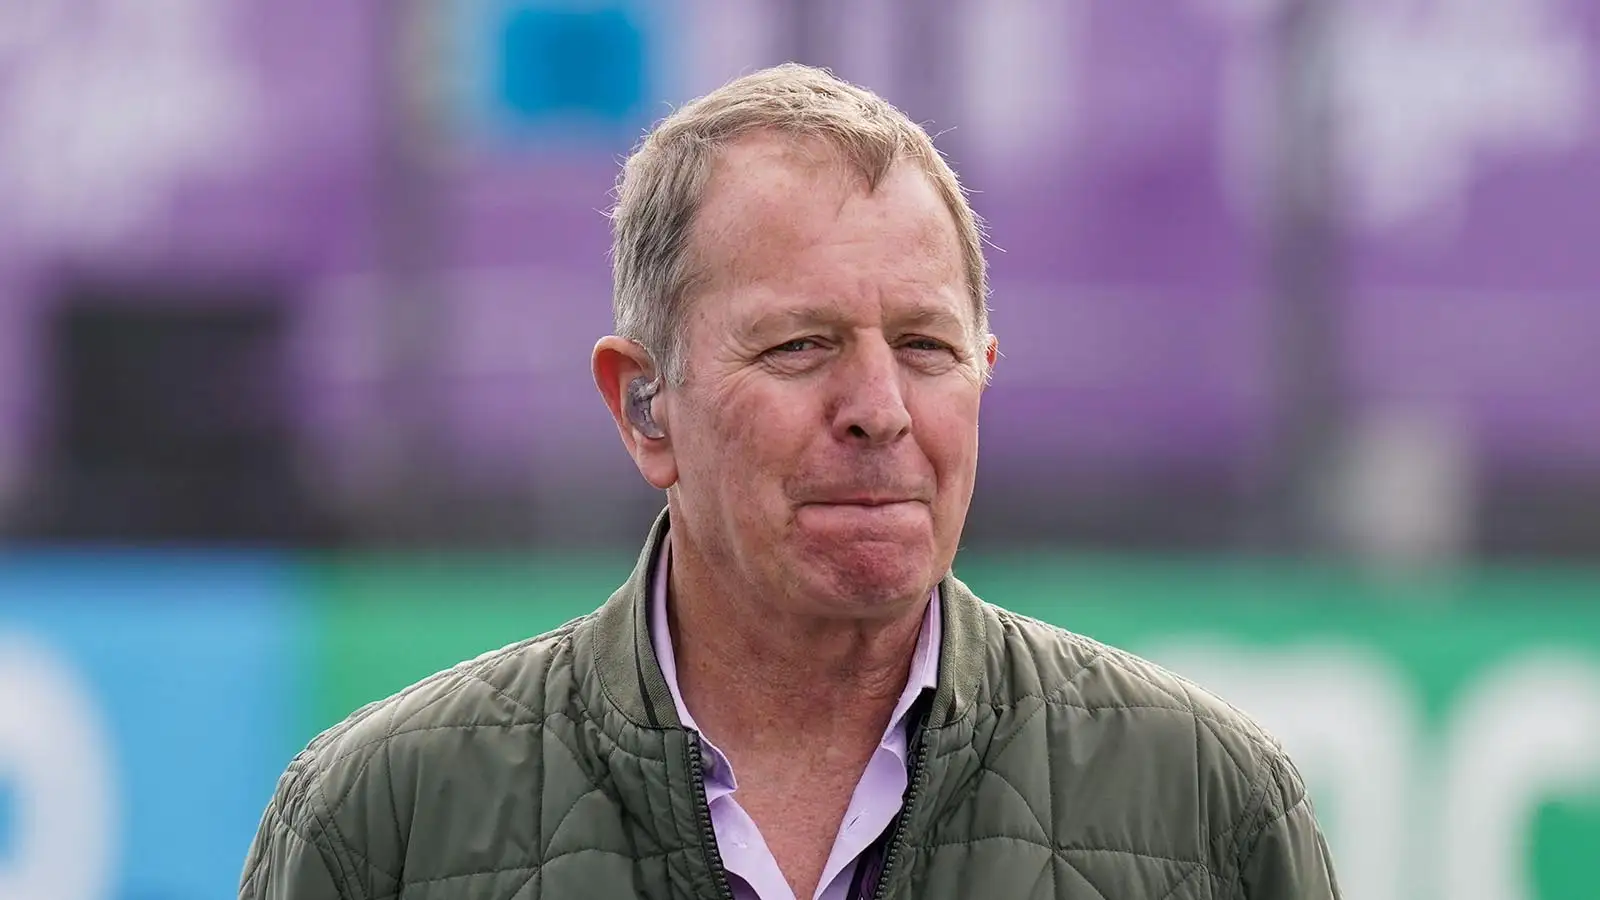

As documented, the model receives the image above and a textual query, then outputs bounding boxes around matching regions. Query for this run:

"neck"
[666,543,930,756]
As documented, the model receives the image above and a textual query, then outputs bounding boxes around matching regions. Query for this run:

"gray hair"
[609,63,990,385]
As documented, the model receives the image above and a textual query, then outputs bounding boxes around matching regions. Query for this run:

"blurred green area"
[307,552,1600,727]
[302,553,1600,896]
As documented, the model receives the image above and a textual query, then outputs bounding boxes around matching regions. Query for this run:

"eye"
[900,337,954,354]
[770,338,820,354]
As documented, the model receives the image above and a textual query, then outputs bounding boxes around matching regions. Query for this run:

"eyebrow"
[744,304,970,340]
[893,307,970,334]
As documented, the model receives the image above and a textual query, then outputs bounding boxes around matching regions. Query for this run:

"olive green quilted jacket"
[241,514,1340,899]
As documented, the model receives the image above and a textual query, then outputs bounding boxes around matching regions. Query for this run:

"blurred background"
[2,0,1598,897]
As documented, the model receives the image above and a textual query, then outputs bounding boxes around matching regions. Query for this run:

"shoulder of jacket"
[986,604,1277,741]
[979,605,1312,883]
[985,605,1303,811]
[269,612,594,827]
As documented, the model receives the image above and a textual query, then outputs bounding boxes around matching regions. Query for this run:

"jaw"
[785,524,942,613]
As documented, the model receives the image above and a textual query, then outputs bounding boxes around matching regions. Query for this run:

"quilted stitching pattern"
[243,599,1318,900]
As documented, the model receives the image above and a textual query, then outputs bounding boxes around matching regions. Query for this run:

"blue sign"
[0,778,13,866]
[0,554,306,900]
[451,0,671,148]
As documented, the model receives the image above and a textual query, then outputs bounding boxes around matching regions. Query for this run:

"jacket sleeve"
[238,795,346,900]
[1236,776,1342,899]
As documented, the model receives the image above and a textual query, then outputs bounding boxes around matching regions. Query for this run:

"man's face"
[655,135,994,618]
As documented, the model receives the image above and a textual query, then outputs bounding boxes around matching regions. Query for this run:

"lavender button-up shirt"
[650,538,942,900]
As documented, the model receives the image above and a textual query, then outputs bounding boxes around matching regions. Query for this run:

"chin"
[800,540,938,613]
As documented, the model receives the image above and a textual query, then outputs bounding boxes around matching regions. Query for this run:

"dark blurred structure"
[1,0,1597,564]
[14,281,337,544]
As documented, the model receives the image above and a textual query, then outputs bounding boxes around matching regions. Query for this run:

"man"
[241,64,1340,900]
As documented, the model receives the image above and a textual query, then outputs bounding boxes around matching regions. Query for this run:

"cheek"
[701,388,803,492]
[917,392,983,478]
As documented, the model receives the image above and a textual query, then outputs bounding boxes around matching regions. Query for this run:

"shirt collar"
[649,535,942,774]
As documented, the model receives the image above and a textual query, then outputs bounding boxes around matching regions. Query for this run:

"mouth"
[794,498,931,536]
[796,500,931,526]
[804,497,924,508]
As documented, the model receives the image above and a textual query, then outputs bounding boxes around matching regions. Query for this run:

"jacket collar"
[592,508,680,728]
[591,507,986,731]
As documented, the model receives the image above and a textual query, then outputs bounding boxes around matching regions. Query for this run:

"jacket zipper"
[687,739,737,900]
[869,730,933,900]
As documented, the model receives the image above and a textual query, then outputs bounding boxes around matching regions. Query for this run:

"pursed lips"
[799,495,928,507]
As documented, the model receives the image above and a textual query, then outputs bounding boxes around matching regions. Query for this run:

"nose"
[829,339,912,446]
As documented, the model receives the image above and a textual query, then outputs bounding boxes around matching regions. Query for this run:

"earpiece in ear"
[626,376,665,439]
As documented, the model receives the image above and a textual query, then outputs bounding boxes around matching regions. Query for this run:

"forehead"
[687,134,967,324]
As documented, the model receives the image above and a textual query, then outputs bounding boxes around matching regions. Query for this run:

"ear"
[592,336,678,490]
[981,333,999,385]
